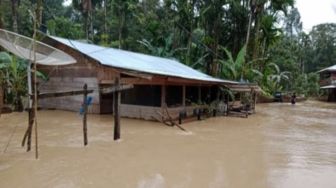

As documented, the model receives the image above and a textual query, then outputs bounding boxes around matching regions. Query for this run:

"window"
[121,85,161,107]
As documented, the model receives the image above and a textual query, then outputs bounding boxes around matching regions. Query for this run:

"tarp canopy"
[0,29,76,65]
[50,36,238,84]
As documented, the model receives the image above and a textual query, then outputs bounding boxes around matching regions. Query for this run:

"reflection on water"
[0,100,335,188]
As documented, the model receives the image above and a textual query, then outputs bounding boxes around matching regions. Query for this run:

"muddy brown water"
[0,100,335,188]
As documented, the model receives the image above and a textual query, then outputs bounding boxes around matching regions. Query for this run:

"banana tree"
[252,62,290,94]
[0,52,47,111]
[219,45,247,81]
[0,52,26,110]
[138,34,187,58]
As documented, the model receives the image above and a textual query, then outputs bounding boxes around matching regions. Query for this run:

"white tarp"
[51,36,237,84]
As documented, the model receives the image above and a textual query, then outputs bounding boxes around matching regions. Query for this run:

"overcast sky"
[296,0,336,32]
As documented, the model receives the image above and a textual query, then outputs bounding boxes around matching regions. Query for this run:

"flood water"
[0,100,335,188]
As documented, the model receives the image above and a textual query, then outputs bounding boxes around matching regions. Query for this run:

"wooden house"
[319,65,336,101]
[38,36,255,120]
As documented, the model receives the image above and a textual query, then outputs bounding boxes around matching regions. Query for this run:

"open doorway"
[99,84,114,114]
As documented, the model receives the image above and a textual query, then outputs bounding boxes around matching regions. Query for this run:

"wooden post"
[197,109,201,120]
[226,93,230,116]
[198,86,201,104]
[179,113,182,125]
[21,61,33,150]
[182,85,186,107]
[213,109,216,117]
[0,85,3,116]
[161,85,166,107]
[83,84,88,146]
[114,77,121,140]
[253,92,257,113]
[26,108,34,151]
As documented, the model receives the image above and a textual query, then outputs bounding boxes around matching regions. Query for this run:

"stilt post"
[83,84,88,146]
[114,77,121,140]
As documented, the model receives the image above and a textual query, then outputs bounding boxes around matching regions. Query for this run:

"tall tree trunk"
[0,85,3,110]
[104,0,107,36]
[118,9,125,49]
[85,14,89,40]
[83,0,92,40]
[36,0,43,27]
[11,0,18,32]
[89,9,93,41]
[252,4,264,62]
[211,16,220,77]
[245,0,254,49]
[0,0,3,29]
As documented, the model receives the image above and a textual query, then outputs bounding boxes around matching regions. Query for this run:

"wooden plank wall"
[38,76,100,113]
[120,104,202,120]
[38,38,104,113]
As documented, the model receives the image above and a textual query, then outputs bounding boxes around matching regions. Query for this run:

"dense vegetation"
[0,0,335,103]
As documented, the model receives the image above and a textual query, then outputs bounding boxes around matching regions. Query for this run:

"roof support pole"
[113,77,121,140]
[161,85,166,107]
[198,86,201,105]
[182,85,186,107]
[82,84,88,146]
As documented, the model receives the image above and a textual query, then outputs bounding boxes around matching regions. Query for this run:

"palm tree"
[0,0,3,29]
[73,0,99,40]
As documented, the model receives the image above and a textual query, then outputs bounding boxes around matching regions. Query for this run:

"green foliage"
[293,73,320,97]
[0,52,48,110]
[138,34,186,58]
[250,61,290,94]
[0,1,329,98]
[307,23,336,72]
[220,45,247,81]
[47,17,84,39]
[0,52,27,110]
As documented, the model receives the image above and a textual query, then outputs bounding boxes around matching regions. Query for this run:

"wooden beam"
[101,84,133,94]
[167,77,214,85]
[38,89,93,99]
[100,78,164,85]
[121,71,153,80]
[113,77,121,140]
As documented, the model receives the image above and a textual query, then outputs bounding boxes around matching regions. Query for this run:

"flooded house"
[319,64,336,102]
[37,36,257,121]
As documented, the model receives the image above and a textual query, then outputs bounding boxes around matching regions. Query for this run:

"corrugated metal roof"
[50,36,237,84]
[318,64,336,73]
